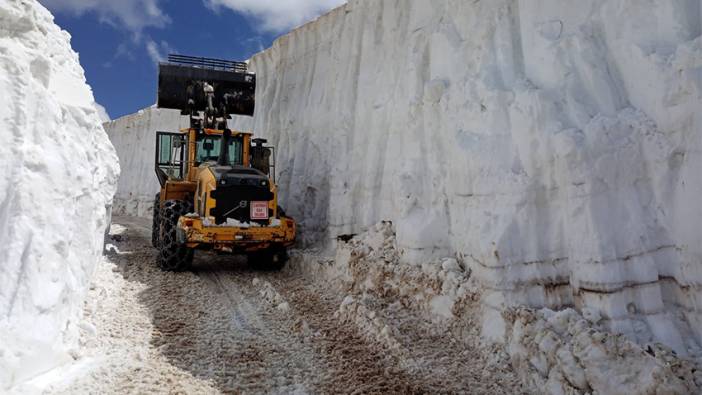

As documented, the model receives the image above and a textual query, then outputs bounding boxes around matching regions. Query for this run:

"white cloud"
[40,0,170,34]
[145,39,173,64]
[205,0,347,32]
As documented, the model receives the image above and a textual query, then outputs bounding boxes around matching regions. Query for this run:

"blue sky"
[38,0,345,120]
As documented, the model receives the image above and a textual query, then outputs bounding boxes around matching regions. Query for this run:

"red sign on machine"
[250,201,269,220]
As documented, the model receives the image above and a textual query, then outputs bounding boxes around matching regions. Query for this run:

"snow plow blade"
[157,55,256,116]
[177,216,296,253]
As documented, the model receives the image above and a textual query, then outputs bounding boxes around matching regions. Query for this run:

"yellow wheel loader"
[152,55,295,271]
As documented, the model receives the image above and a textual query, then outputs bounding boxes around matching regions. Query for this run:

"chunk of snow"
[441,258,461,273]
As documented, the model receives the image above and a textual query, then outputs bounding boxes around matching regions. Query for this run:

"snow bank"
[0,0,119,389]
[506,308,701,393]
[311,222,477,328]
[295,223,701,393]
[228,0,702,354]
[104,107,185,217]
[318,222,480,350]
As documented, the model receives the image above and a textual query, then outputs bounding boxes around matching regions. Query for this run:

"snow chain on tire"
[151,193,161,248]
[158,199,194,271]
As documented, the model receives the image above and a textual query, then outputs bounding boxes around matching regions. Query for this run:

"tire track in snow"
[71,216,516,393]
[113,216,422,393]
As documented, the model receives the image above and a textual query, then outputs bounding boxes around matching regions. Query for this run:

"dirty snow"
[32,217,525,393]
[295,221,702,394]
[22,217,698,394]
[506,307,702,394]
[0,0,119,390]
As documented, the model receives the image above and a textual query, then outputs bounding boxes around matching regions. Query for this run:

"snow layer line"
[0,0,119,389]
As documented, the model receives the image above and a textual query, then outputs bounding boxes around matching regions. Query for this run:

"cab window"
[195,135,243,166]
[155,132,185,184]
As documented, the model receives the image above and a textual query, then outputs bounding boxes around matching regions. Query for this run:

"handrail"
[166,54,248,72]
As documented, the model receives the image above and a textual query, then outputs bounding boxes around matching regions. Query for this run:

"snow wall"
[229,0,702,353]
[0,0,119,389]
[105,0,702,354]
[104,108,187,218]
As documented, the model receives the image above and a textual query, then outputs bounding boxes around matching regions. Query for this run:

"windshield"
[195,135,243,166]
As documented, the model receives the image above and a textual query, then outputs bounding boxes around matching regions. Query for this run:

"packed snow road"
[50,216,522,394]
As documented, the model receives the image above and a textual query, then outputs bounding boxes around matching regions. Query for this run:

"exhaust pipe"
[217,129,232,166]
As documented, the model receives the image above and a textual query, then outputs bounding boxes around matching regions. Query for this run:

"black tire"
[277,206,287,218]
[158,199,194,271]
[249,248,288,271]
[151,193,161,248]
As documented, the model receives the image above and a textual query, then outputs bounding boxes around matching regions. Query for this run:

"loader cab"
[156,128,270,186]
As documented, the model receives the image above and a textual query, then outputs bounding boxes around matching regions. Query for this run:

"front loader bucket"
[157,55,256,116]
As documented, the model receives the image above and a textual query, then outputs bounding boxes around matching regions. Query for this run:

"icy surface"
[0,0,119,389]
[228,0,702,353]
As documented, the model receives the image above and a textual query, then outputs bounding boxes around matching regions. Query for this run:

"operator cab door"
[155,132,186,187]
[251,138,276,183]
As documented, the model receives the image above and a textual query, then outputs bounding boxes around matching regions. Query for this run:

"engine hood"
[209,165,270,188]
[208,165,274,225]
